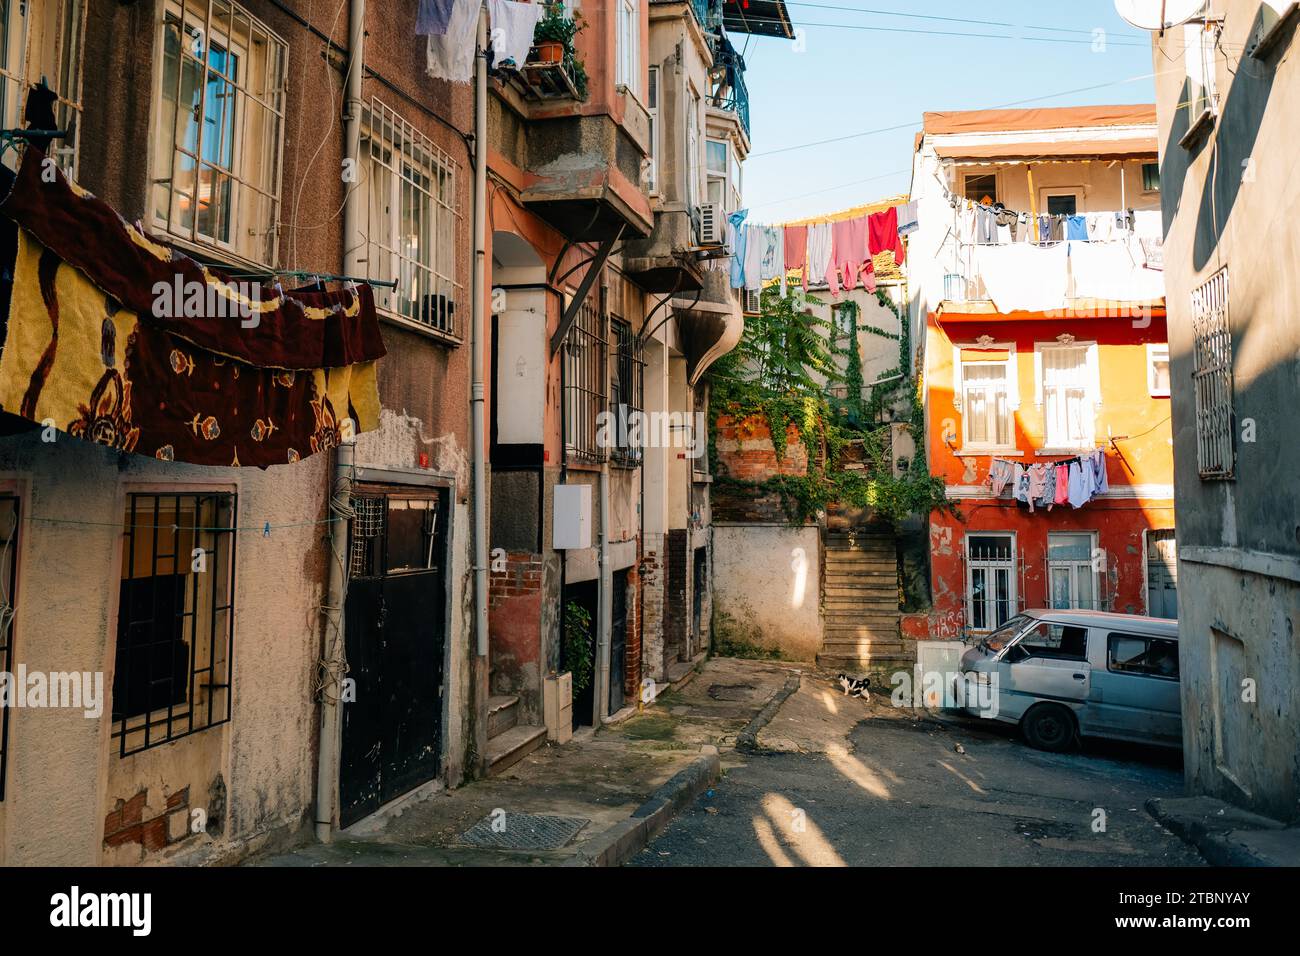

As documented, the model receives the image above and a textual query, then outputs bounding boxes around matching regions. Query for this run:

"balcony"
[706,32,750,137]
[720,0,794,38]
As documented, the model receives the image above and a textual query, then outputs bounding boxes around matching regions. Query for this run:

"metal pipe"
[315,0,367,846]
[471,4,490,658]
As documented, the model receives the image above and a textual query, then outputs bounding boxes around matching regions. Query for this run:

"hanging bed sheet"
[0,150,385,468]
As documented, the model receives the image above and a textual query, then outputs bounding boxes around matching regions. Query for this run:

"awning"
[721,0,794,39]
[935,137,1158,162]
[0,150,384,468]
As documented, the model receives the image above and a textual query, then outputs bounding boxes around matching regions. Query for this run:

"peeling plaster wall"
[712,525,822,661]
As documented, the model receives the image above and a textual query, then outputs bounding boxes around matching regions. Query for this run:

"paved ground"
[630,670,1205,867]
[248,657,799,866]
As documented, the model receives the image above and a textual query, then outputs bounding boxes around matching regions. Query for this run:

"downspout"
[596,459,611,723]
[316,0,366,844]
[472,4,490,665]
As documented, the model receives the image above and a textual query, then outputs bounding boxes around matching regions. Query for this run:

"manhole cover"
[458,812,589,851]
[708,683,756,701]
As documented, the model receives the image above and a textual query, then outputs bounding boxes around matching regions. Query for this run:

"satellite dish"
[1114,0,1206,30]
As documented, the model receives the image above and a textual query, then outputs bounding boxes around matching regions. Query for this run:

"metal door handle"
[1073,673,1086,681]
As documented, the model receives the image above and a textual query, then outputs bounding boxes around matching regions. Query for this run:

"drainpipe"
[315,0,367,846]
[472,5,489,664]
[595,462,611,723]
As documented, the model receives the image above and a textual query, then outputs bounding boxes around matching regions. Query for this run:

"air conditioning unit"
[742,288,762,315]
[697,202,724,246]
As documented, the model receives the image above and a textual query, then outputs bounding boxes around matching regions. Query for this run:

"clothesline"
[728,199,919,300]
[986,449,1110,513]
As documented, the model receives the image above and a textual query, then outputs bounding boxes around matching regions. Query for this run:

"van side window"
[1008,622,1088,661]
[1108,634,1179,680]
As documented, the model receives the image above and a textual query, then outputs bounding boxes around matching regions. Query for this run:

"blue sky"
[737,1,1159,222]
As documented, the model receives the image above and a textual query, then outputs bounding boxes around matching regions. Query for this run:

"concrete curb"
[563,745,721,867]
[1146,797,1286,867]
[735,673,802,754]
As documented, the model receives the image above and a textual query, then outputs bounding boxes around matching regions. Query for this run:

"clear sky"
[737,1,1159,222]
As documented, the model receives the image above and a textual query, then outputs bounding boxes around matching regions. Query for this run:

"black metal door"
[339,488,447,828]
[609,570,627,713]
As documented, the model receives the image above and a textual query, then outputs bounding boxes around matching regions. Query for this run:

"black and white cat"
[837,673,871,700]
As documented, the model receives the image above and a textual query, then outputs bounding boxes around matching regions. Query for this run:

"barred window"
[0,0,86,177]
[0,495,18,801]
[563,293,608,464]
[360,99,461,341]
[610,317,644,466]
[151,0,286,265]
[112,493,236,756]
[1191,268,1234,479]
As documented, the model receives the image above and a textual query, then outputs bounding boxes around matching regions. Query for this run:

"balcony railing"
[692,0,723,32]
[706,33,750,136]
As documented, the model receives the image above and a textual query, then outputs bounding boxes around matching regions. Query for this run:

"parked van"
[957,609,1181,752]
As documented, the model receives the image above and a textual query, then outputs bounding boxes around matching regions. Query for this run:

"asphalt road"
[629,687,1204,867]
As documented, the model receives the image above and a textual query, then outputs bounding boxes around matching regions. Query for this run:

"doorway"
[1146,529,1178,619]
[562,580,598,729]
[339,485,449,827]
[609,570,628,714]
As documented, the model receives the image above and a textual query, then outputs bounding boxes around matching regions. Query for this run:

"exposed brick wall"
[103,787,193,856]
[489,551,544,607]
[624,563,642,702]
[640,538,665,683]
[664,530,688,664]
[714,415,811,480]
[489,551,544,700]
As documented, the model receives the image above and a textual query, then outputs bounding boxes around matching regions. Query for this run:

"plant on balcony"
[532,1,589,100]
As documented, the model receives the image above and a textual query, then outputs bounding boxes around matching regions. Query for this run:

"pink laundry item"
[1026,463,1048,514]
[868,206,906,265]
[1054,463,1070,504]
[830,216,869,295]
[784,224,808,286]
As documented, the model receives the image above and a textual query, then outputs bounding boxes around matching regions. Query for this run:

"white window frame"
[1147,343,1171,397]
[0,0,87,177]
[705,136,730,212]
[1046,531,1099,611]
[953,341,1019,453]
[616,0,638,91]
[965,532,1017,633]
[646,64,660,195]
[150,0,287,266]
[1033,339,1100,452]
[685,82,700,212]
[359,98,462,342]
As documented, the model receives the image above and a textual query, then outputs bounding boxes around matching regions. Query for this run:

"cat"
[837,673,871,700]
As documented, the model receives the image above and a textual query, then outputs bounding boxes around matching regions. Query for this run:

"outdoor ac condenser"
[697,202,724,246]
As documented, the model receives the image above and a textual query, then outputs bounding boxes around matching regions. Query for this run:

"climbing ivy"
[709,284,949,527]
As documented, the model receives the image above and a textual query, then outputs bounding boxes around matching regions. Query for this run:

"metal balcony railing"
[706,33,750,136]
[692,0,723,32]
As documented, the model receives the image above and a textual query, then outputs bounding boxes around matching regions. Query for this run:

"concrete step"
[486,724,547,777]
[824,625,903,640]
[487,695,520,739]
[822,637,916,653]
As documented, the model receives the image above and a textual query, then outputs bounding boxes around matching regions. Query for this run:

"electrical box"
[544,672,573,744]
[553,483,592,550]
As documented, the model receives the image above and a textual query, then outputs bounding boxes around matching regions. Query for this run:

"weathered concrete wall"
[1153,2,1300,821]
[712,524,821,662]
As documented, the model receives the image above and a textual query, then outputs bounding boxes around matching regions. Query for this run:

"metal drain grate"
[458,812,589,851]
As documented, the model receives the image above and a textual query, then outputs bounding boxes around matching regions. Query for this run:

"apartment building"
[482,0,786,766]
[0,0,474,863]
[1151,0,1300,822]
[907,105,1175,674]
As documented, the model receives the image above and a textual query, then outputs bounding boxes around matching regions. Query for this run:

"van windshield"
[981,614,1031,652]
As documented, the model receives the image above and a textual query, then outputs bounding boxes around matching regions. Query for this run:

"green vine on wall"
[709,284,948,527]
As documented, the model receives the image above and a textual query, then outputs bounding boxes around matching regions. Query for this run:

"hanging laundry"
[1091,449,1109,495]
[784,224,807,288]
[1065,215,1089,241]
[1054,463,1070,506]
[487,0,546,69]
[974,207,998,245]
[1039,464,1057,511]
[427,0,480,82]
[958,204,977,246]
[760,226,786,297]
[806,222,832,292]
[896,201,920,236]
[728,208,749,289]
[972,243,1069,312]
[0,150,384,468]
[1014,465,1031,505]
[1026,463,1048,514]
[868,206,905,265]
[1133,209,1162,240]
[829,216,868,296]
[417,0,457,36]
[996,222,1012,245]
[1067,460,1090,509]
[988,459,1015,497]
[743,223,765,292]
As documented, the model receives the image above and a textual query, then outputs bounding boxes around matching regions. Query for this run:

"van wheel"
[1021,704,1077,753]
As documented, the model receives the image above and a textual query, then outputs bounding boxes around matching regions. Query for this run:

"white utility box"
[544,672,573,744]
[553,483,592,550]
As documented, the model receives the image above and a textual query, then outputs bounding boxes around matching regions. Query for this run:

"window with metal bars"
[0,0,86,177]
[965,533,1016,632]
[111,493,236,756]
[0,495,18,802]
[151,0,287,265]
[610,317,644,466]
[563,292,609,464]
[1191,268,1235,479]
[360,98,462,340]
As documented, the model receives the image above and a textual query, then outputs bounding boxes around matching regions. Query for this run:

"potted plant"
[529,1,589,98]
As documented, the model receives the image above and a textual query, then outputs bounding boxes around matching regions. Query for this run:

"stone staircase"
[486,694,547,776]
[817,531,915,678]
